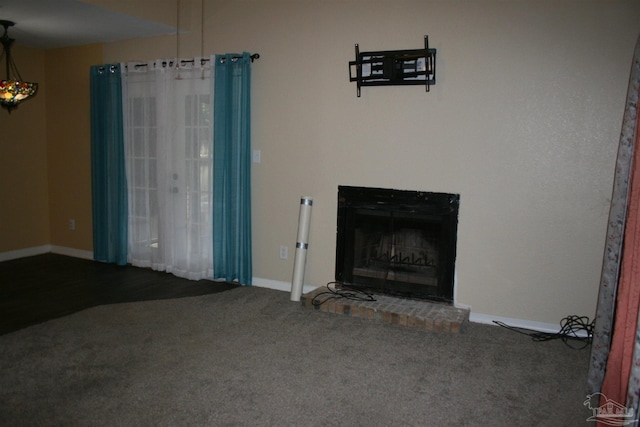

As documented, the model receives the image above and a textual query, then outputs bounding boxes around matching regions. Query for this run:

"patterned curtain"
[90,64,128,266]
[587,33,640,415]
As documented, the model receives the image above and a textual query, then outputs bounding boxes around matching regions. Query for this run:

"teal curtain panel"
[90,64,128,266]
[213,53,253,285]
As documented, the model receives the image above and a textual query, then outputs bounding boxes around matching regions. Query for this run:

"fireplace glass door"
[336,186,459,303]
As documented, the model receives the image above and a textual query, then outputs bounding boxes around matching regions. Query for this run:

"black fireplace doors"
[336,186,459,303]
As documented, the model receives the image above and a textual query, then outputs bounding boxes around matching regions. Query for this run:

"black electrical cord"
[493,315,595,349]
[311,281,377,307]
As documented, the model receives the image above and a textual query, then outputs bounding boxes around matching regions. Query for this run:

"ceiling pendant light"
[0,20,38,113]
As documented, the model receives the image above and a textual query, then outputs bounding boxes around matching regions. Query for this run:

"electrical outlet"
[279,245,288,260]
[69,219,76,230]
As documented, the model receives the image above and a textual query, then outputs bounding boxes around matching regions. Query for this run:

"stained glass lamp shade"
[0,20,38,113]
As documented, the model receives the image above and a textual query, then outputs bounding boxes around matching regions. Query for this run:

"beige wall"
[3,0,639,325]
[0,45,49,252]
[0,44,100,254]
[102,0,639,323]
[45,44,102,251]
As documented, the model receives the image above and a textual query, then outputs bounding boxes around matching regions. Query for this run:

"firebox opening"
[336,186,459,303]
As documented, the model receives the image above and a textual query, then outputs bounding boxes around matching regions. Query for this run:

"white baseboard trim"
[470,312,559,332]
[0,245,52,261]
[0,245,94,262]
[252,277,318,296]
[51,246,94,260]
[470,312,589,336]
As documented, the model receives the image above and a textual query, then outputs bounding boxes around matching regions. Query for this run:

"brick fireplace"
[335,186,460,303]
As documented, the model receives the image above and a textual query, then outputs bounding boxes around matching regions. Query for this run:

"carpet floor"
[0,286,592,426]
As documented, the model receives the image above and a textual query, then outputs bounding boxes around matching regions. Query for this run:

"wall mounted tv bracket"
[349,35,436,97]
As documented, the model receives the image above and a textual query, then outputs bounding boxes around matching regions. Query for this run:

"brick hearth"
[301,286,470,333]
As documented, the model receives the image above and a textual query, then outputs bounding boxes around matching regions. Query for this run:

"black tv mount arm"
[349,35,436,97]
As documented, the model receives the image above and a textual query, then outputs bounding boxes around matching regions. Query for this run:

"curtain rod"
[96,54,260,73]
[132,53,260,69]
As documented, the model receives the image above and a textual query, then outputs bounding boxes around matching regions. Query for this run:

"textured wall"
[102,0,640,323]
[0,45,49,252]
[45,44,102,251]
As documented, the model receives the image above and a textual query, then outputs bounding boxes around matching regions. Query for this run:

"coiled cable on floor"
[493,315,595,349]
[311,282,376,307]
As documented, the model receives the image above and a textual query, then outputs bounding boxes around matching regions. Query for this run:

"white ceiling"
[0,0,176,49]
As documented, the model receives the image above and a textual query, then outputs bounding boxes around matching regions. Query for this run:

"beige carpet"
[0,286,591,426]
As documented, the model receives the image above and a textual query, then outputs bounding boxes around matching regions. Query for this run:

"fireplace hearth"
[336,186,459,303]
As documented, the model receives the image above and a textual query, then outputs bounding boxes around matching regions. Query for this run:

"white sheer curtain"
[122,58,215,280]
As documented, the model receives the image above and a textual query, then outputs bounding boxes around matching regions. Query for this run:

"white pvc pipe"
[290,196,313,302]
